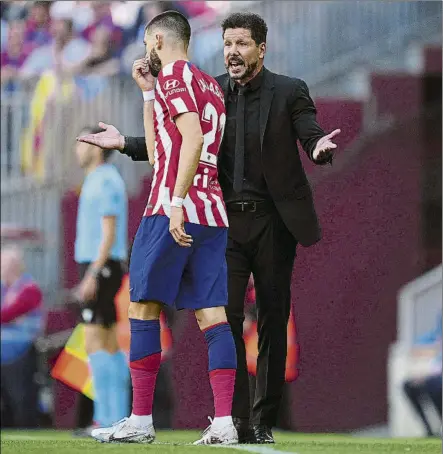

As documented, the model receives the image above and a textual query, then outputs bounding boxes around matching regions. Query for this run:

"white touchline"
[219,445,297,454]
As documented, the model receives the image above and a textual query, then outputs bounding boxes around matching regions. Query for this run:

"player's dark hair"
[145,10,191,47]
[221,12,268,45]
[80,126,115,161]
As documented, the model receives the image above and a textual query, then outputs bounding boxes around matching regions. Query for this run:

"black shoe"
[233,417,256,444]
[252,424,274,444]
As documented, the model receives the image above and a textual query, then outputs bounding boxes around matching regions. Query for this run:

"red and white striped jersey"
[144,60,228,228]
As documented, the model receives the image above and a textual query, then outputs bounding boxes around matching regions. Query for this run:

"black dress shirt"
[219,69,270,203]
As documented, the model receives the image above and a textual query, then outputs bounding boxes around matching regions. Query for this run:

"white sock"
[129,413,153,429]
[212,416,233,429]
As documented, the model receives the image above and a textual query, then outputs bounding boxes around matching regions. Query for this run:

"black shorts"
[78,260,125,328]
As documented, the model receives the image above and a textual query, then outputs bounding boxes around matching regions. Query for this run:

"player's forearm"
[173,135,204,199]
[143,100,156,166]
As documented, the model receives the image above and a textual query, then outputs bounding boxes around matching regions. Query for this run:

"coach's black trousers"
[225,203,297,427]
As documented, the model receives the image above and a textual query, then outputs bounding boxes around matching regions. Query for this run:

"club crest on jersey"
[163,79,180,91]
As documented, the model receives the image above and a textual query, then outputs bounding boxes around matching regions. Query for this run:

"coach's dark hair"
[221,12,268,45]
[145,10,191,47]
[80,126,115,161]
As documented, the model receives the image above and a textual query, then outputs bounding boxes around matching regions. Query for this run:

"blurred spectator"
[1,20,33,89]
[179,0,215,20]
[128,1,182,45]
[403,313,442,436]
[81,1,122,55]
[24,1,52,49]
[121,1,179,74]
[72,1,95,33]
[50,1,93,33]
[20,18,90,80]
[1,19,8,51]
[1,245,43,428]
[1,1,28,22]
[66,25,120,77]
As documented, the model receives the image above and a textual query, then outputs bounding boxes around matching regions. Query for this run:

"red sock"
[209,369,236,417]
[130,352,161,415]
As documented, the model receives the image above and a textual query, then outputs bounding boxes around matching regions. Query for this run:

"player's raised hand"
[132,57,156,92]
[77,122,125,150]
[312,129,341,162]
[169,206,193,248]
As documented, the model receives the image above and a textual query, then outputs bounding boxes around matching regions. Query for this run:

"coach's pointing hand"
[77,122,125,151]
[132,58,156,92]
[170,206,193,248]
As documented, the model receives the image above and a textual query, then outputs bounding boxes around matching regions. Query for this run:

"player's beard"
[226,56,258,83]
[149,48,162,77]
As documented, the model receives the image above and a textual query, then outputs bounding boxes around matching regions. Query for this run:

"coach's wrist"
[118,135,125,151]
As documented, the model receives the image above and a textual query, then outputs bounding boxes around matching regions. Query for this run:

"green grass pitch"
[1,430,441,454]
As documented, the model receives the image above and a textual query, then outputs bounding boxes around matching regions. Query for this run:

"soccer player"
[74,126,129,434]
[79,11,238,445]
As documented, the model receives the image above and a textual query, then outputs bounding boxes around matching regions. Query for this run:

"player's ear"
[155,33,163,50]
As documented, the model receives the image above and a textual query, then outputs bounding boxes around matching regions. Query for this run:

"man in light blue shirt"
[74,125,129,435]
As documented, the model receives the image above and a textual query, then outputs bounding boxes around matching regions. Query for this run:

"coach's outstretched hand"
[77,122,125,151]
[312,129,341,163]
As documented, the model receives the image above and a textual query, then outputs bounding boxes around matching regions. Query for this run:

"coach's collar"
[229,67,264,93]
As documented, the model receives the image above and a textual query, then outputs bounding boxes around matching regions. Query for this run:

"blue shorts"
[129,215,228,310]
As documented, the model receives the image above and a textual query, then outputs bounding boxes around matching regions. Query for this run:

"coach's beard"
[149,48,162,78]
[226,57,258,84]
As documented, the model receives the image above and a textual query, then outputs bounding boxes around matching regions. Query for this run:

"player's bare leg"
[193,307,238,445]
[91,301,161,443]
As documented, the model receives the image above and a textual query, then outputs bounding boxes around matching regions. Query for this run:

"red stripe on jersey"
[144,60,228,228]
[208,194,225,227]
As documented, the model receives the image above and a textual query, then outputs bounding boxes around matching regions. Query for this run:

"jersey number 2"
[200,102,226,167]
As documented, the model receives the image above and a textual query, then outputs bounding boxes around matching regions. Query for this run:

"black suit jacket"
[122,68,329,247]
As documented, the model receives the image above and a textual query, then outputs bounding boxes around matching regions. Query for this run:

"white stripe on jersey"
[146,102,161,212]
[162,61,175,76]
[197,191,217,227]
[162,187,171,217]
[211,193,229,227]
[153,96,172,215]
[182,63,198,108]
[183,195,199,224]
[157,78,199,223]
[171,98,189,115]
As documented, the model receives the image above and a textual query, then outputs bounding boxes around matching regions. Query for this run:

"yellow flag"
[21,71,74,181]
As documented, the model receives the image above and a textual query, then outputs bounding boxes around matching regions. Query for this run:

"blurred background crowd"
[0,0,442,440]
[0,0,228,88]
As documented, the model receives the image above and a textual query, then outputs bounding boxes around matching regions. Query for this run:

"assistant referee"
[74,126,129,433]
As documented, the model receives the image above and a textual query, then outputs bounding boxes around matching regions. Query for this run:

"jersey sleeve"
[157,61,199,120]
